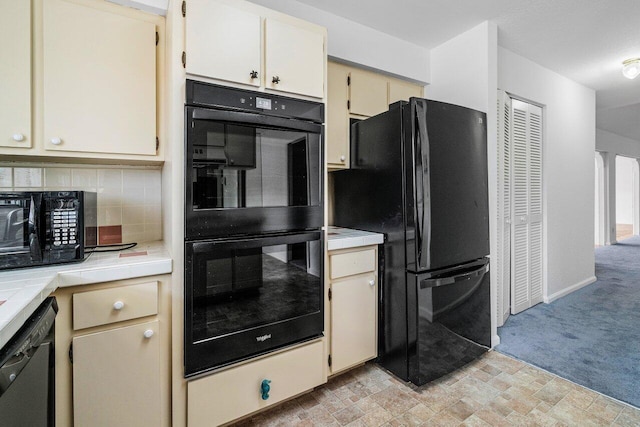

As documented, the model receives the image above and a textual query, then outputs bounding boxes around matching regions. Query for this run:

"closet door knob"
[50,137,62,146]
[272,76,280,84]
[12,133,25,142]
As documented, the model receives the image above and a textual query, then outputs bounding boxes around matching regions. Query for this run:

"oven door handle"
[191,108,322,134]
[191,231,321,253]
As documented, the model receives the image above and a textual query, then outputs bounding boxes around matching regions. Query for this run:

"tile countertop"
[327,226,384,251]
[0,241,172,350]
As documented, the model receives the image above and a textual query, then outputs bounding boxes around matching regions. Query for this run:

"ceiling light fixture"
[622,58,640,79]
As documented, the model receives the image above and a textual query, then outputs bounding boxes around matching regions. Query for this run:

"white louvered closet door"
[496,91,512,326]
[511,99,543,314]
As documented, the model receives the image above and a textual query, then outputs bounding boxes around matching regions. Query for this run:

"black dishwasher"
[0,297,57,427]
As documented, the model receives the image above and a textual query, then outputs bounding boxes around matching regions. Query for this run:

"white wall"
[499,47,596,301]
[615,156,634,224]
[246,0,430,83]
[425,21,496,113]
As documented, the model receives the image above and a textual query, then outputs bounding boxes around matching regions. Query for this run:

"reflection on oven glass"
[192,126,310,210]
[192,241,321,342]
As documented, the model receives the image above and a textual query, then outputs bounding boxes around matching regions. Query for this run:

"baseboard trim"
[544,276,597,303]
[491,334,500,348]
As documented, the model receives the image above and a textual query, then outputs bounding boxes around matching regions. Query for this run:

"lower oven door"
[184,231,323,377]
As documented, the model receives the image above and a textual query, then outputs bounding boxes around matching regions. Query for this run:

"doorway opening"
[615,156,637,242]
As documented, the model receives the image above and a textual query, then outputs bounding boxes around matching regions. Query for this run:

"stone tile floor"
[233,351,640,426]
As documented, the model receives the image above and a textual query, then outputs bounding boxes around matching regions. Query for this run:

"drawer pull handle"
[113,301,125,311]
[12,133,25,142]
[340,155,345,162]
[260,379,271,400]
[143,329,154,339]
[369,279,375,287]
[50,137,62,145]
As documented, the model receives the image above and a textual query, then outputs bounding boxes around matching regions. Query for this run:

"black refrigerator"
[333,98,491,386]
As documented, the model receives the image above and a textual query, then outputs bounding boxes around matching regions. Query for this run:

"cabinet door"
[43,0,157,156]
[327,62,349,167]
[331,273,377,373]
[265,18,324,98]
[73,320,161,427]
[0,0,31,148]
[389,79,423,104]
[349,70,387,117]
[185,0,261,87]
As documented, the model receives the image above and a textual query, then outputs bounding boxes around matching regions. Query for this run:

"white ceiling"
[295,0,640,141]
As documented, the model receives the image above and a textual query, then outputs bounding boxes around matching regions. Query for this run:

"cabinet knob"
[12,133,25,142]
[113,301,125,310]
[260,379,271,400]
[272,76,280,84]
[50,137,62,146]
[369,279,375,287]
[340,155,346,162]
[250,70,258,79]
[143,329,154,339]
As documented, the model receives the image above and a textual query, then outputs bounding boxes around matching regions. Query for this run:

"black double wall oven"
[184,80,324,377]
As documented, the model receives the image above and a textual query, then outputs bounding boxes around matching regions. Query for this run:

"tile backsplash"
[0,164,162,245]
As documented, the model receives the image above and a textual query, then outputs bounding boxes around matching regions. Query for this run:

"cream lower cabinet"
[73,320,161,427]
[328,246,378,374]
[187,340,325,426]
[53,276,170,427]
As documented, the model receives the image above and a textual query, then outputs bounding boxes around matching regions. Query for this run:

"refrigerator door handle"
[413,99,431,271]
[419,262,489,289]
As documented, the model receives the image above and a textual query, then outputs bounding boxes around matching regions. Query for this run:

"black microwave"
[0,191,97,270]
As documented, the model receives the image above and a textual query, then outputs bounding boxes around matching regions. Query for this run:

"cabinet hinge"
[182,51,186,68]
[328,354,332,367]
[347,100,350,110]
[69,343,73,364]
[182,0,186,17]
[347,76,350,86]
[328,288,332,300]
[156,137,160,153]
[156,31,159,46]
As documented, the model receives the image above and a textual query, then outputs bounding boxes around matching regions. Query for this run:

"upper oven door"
[0,192,43,269]
[186,107,324,239]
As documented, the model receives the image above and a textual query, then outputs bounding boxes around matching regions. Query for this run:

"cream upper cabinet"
[185,0,261,87]
[73,320,161,427]
[327,61,423,169]
[43,0,157,156]
[349,69,388,117]
[327,62,349,166]
[184,0,326,99]
[0,0,31,149]
[265,18,324,98]
[389,79,424,104]
[328,246,378,374]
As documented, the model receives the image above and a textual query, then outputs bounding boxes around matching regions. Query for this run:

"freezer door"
[406,259,491,385]
[404,99,489,272]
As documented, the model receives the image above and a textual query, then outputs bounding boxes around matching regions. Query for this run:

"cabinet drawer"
[73,281,158,330]
[188,340,324,426]
[330,249,376,279]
